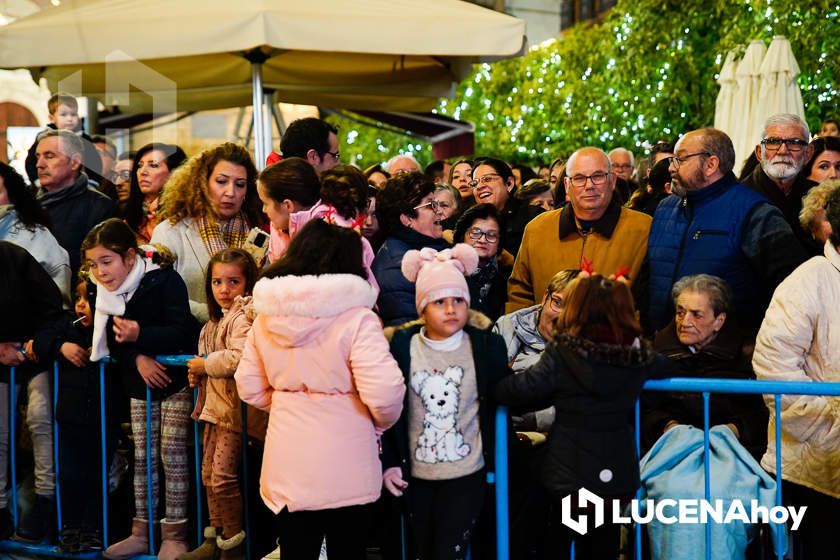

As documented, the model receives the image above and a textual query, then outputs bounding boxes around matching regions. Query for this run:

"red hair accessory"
[579,257,594,277]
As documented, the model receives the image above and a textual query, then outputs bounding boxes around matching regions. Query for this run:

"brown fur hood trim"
[554,332,655,367]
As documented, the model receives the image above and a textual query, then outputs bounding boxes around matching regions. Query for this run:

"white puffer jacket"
[753,241,840,498]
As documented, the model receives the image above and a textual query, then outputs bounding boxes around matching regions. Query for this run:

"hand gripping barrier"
[1,356,509,560]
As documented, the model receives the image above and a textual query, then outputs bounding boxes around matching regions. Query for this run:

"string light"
[327,0,837,168]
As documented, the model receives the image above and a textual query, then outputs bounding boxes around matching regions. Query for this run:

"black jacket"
[500,197,543,257]
[641,319,768,460]
[32,310,107,426]
[466,257,510,322]
[743,166,820,256]
[37,173,118,277]
[495,332,668,500]
[106,266,200,401]
[382,320,511,503]
[0,241,64,382]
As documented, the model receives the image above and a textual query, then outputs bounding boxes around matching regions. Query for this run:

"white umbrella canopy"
[756,36,806,124]
[0,0,526,112]
[729,40,767,173]
[0,0,526,162]
[714,50,738,133]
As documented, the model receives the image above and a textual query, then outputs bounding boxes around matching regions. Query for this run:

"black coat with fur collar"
[495,332,669,500]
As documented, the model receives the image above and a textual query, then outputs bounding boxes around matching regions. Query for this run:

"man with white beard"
[645,127,806,331]
[744,114,818,253]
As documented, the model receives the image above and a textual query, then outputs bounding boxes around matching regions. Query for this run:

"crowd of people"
[1,91,840,560]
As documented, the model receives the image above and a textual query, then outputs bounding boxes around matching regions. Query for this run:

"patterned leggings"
[202,424,243,537]
[129,388,191,521]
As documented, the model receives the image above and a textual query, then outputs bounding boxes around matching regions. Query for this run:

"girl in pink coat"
[235,220,405,559]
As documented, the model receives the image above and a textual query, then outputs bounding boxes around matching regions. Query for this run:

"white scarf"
[90,254,159,361]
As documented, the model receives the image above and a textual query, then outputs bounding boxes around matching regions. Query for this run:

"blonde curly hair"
[157,142,262,226]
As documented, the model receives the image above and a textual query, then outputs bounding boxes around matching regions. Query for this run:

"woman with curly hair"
[151,143,262,322]
[123,143,187,243]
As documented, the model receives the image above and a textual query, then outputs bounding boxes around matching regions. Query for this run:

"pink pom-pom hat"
[401,244,479,313]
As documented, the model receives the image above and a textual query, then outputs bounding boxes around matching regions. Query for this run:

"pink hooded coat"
[235,273,405,513]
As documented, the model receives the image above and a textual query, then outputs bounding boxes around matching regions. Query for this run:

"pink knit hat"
[401,244,479,313]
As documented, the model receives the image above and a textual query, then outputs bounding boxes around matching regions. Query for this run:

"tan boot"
[158,519,190,560]
[217,531,246,560]
[102,518,149,560]
[177,527,218,560]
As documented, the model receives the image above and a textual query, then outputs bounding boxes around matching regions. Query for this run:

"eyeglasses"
[468,173,502,189]
[467,227,499,243]
[760,137,808,153]
[324,150,340,160]
[413,199,443,213]
[567,171,611,188]
[671,152,710,169]
[112,170,132,182]
[546,293,564,312]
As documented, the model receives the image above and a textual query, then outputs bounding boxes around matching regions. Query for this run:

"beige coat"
[753,241,840,498]
[194,295,267,440]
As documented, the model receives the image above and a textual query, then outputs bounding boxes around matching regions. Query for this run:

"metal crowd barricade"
[626,377,840,560]
[1,357,510,560]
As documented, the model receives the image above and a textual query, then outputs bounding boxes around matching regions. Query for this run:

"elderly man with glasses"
[507,147,652,312]
[645,127,806,333]
[743,113,819,254]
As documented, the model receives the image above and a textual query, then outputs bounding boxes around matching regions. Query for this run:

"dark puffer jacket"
[371,226,451,327]
[495,332,669,500]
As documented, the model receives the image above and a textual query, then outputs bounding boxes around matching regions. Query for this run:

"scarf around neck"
[197,212,248,256]
[90,254,159,361]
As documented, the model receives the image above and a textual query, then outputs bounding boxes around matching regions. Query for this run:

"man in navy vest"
[645,128,806,332]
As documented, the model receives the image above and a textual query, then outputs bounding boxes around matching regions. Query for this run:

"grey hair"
[762,113,810,141]
[382,154,421,173]
[608,147,635,167]
[671,274,732,316]
[434,183,461,212]
[800,179,840,231]
[39,128,84,159]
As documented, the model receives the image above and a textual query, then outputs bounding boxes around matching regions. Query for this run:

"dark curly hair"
[374,172,437,236]
[319,165,369,219]
[0,162,51,230]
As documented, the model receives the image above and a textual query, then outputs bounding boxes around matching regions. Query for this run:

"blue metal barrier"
[631,377,840,560]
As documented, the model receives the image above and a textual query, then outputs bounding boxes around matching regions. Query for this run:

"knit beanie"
[401,244,479,314]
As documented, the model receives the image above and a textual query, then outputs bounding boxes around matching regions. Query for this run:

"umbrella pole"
[251,61,267,169]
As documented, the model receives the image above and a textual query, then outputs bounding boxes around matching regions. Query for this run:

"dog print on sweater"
[411,366,471,463]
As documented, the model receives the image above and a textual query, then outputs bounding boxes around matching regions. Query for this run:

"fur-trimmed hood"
[554,332,654,368]
[253,273,378,347]
[383,308,493,341]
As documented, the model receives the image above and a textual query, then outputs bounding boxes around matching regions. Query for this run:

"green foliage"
[332,1,839,167]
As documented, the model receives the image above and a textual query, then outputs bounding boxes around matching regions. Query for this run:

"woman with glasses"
[492,269,579,431]
[371,172,450,326]
[453,203,509,321]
